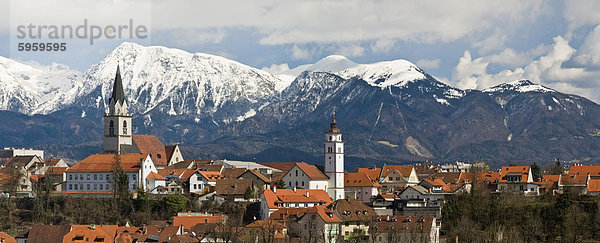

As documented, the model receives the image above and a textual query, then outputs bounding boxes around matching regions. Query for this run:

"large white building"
[280,162,329,190]
[324,116,345,200]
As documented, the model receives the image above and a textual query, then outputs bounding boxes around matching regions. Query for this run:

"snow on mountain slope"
[38,42,285,122]
[483,79,555,93]
[0,57,81,114]
[336,59,426,88]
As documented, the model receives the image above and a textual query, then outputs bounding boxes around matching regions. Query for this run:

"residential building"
[371,194,397,216]
[379,165,419,192]
[324,116,345,200]
[64,153,158,194]
[344,172,381,202]
[172,214,226,233]
[497,166,539,195]
[189,170,225,194]
[372,215,439,243]
[396,185,445,218]
[238,169,272,192]
[329,198,376,241]
[260,187,332,219]
[268,206,341,243]
[215,178,255,201]
[0,148,44,164]
[281,162,329,190]
[0,232,15,243]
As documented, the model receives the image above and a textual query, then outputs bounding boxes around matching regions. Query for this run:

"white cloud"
[261,63,290,75]
[563,0,600,32]
[370,38,396,53]
[473,29,507,54]
[334,44,365,57]
[291,45,315,60]
[572,25,600,69]
[416,59,441,69]
[452,34,600,102]
[484,44,551,68]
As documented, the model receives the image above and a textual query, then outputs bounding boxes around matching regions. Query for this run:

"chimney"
[273,186,277,193]
[306,191,309,197]
[293,186,296,192]
[90,225,95,230]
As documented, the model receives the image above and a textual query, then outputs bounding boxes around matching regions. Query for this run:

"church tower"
[103,65,133,154]
[324,114,345,200]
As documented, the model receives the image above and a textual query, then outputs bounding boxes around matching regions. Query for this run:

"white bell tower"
[324,114,345,200]
[103,64,133,154]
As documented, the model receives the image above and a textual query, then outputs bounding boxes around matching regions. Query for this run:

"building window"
[100,174,103,180]
[94,174,97,180]
[100,184,103,190]
[69,174,72,180]
[123,121,127,134]
[302,181,304,187]
[109,120,114,135]
[296,170,298,177]
[94,184,98,190]
[194,184,197,190]
[69,184,73,190]
[87,174,90,180]
[106,175,110,181]
[87,184,90,190]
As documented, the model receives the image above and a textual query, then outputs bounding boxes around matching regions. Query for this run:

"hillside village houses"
[7,64,600,242]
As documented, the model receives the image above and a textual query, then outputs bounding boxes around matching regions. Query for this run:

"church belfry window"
[123,120,127,134]
[109,120,114,135]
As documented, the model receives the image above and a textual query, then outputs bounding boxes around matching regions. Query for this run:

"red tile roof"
[357,167,382,180]
[0,232,15,243]
[499,166,530,183]
[381,165,414,178]
[44,158,63,166]
[132,135,167,166]
[345,172,381,187]
[269,205,342,223]
[67,154,148,173]
[165,145,177,162]
[172,216,226,230]
[198,171,225,181]
[241,169,271,183]
[214,178,253,196]
[569,165,600,178]
[471,172,500,184]
[45,166,68,175]
[146,171,167,180]
[262,188,332,210]
[63,225,118,243]
[422,178,452,192]
[221,168,246,179]
[294,162,328,180]
[588,179,600,192]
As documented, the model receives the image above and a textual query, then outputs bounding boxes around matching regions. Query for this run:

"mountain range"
[1,42,599,169]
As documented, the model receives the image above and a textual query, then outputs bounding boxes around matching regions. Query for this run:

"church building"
[102,65,183,168]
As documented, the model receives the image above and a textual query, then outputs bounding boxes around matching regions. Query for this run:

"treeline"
[442,190,600,242]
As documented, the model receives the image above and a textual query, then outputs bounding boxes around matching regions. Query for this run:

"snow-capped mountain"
[2,43,600,168]
[37,42,287,127]
[0,57,81,114]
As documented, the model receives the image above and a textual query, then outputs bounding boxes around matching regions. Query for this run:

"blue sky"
[2,0,600,101]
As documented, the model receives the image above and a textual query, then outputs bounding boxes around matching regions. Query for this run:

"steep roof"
[110,64,126,103]
[294,162,328,180]
[172,216,226,230]
[45,166,68,175]
[215,178,253,196]
[241,169,271,183]
[381,165,414,178]
[345,172,381,187]
[198,171,225,182]
[44,158,63,166]
[137,225,180,242]
[300,205,343,223]
[221,168,246,179]
[132,135,167,166]
[165,145,177,162]
[64,225,118,243]
[569,165,600,178]
[327,117,341,134]
[500,166,530,183]
[588,179,600,192]
[357,167,382,180]
[0,232,15,243]
[3,155,39,168]
[262,188,332,209]
[421,178,452,192]
[17,225,71,243]
[269,205,342,223]
[67,154,148,173]
[471,172,501,184]
[146,171,167,180]
[430,172,464,184]
[329,198,375,222]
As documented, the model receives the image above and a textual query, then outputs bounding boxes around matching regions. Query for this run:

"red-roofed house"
[281,162,329,191]
[498,166,539,195]
[260,188,333,219]
[64,153,157,194]
[238,220,289,242]
[344,172,381,202]
[379,165,419,193]
[0,232,15,243]
[172,215,226,232]
[268,206,340,243]
[189,170,225,193]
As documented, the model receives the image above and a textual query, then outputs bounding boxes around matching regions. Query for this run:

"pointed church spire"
[110,64,126,103]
